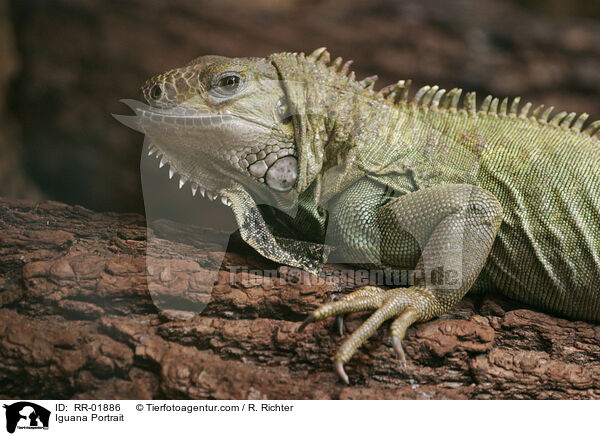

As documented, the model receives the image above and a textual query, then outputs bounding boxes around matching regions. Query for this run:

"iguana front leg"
[300,179,503,383]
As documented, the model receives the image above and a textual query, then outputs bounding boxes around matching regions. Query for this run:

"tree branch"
[1,197,598,399]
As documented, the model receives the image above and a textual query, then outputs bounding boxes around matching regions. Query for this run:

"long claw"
[392,336,407,367]
[298,314,315,332]
[334,360,349,384]
[336,315,344,336]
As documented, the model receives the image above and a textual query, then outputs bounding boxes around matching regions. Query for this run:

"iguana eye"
[216,75,241,95]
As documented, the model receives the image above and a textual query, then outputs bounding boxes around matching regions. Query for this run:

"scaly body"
[115,48,600,383]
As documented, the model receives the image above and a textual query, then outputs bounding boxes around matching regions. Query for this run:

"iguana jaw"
[120,100,295,204]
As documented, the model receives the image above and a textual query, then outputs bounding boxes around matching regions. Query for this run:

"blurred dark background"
[1,0,599,228]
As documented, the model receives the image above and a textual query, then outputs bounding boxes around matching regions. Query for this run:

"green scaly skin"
[116,47,600,384]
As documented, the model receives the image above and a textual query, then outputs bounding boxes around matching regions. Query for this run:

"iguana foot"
[299,285,429,384]
[335,286,387,336]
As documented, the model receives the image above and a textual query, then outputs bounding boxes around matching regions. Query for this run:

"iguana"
[114,47,600,384]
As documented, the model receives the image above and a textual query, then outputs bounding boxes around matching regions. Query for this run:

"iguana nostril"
[150,84,162,100]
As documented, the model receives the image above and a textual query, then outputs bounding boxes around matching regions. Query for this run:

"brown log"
[0,197,599,399]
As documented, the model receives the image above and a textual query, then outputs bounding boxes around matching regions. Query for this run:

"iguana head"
[114,48,365,272]
[129,55,299,207]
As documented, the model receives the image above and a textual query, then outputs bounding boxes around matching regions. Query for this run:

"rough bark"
[1,196,599,400]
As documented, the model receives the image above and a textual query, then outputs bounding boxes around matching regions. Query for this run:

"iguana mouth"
[141,109,277,132]
[114,99,298,200]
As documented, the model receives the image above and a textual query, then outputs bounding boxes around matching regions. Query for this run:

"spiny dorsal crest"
[301,47,600,138]
[379,80,412,103]
[411,85,600,137]
[305,48,406,98]
[305,47,365,88]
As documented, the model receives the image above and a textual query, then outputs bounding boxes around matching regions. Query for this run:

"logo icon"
[3,402,50,434]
